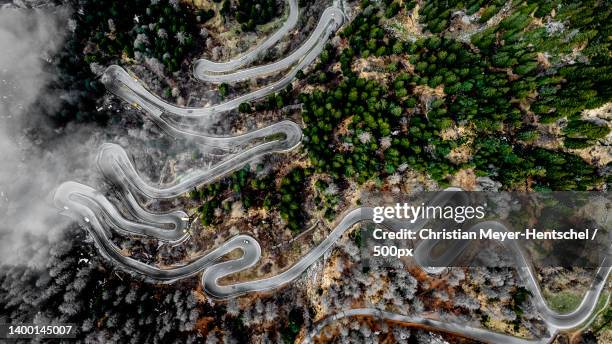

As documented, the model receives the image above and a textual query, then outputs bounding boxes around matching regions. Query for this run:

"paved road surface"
[304,308,552,344]
[102,9,342,118]
[194,7,343,84]
[52,3,611,343]
[192,0,299,75]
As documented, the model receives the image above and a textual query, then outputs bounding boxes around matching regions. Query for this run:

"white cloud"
[0,7,73,266]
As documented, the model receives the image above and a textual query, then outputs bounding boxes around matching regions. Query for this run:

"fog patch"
[0,7,81,266]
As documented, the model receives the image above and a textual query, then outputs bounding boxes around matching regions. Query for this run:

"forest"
[4,0,611,342]
[221,0,281,32]
[190,165,311,233]
[196,0,612,234]
[0,226,311,343]
[296,0,611,191]
[48,0,208,125]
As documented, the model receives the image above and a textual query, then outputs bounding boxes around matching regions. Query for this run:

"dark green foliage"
[192,165,311,232]
[562,120,610,148]
[313,179,342,220]
[294,0,609,191]
[418,0,506,33]
[278,167,312,232]
[594,307,612,333]
[534,64,612,124]
[404,0,416,11]
[510,286,532,330]
[218,83,229,98]
[409,36,522,132]
[233,0,281,31]
[193,165,274,226]
[533,1,610,122]
[280,308,304,344]
[516,128,540,143]
[530,148,601,190]
[338,4,398,59]
[251,84,295,112]
[197,8,216,23]
[300,4,459,184]
[472,137,531,187]
[351,228,362,247]
[384,1,401,18]
[563,138,592,149]
[473,137,602,190]
[301,74,428,183]
[479,5,499,23]
[564,120,610,140]
[238,102,252,113]
[73,0,203,72]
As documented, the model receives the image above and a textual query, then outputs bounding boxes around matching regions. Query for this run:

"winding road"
[102,2,344,118]
[52,2,611,343]
[304,308,552,344]
[194,7,344,84]
[192,0,299,76]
